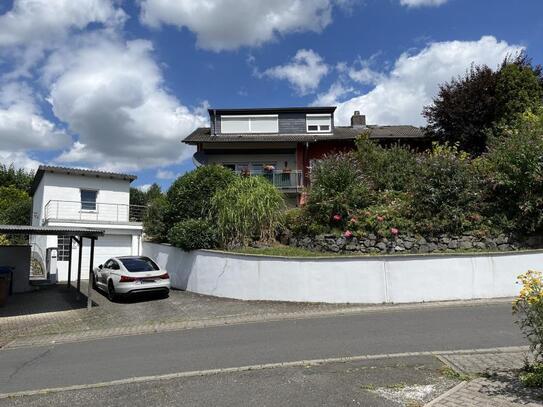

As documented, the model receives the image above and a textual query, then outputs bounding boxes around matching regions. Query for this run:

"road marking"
[0,346,528,400]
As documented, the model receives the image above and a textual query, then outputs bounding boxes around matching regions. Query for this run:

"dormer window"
[306,114,332,132]
[221,115,278,134]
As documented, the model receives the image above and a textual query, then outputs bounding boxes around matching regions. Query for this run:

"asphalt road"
[0,302,525,394]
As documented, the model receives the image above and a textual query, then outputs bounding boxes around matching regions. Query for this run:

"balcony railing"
[236,170,303,191]
[44,200,146,224]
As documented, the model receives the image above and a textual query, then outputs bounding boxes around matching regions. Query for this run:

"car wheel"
[107,280,117,302]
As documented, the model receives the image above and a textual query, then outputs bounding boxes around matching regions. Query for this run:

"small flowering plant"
[513,270,543,363]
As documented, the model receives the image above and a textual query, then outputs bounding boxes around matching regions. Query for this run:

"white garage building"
[30,166,145,282]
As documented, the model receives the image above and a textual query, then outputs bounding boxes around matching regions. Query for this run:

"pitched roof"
[183,125,426,144]
[30,165,137,196]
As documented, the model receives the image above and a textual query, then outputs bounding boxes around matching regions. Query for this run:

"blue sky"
[0,0,542,191]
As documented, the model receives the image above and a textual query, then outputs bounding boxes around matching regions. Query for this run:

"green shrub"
[143,196,168,242]
[306,152,374,227]
[411,144,482,235]
[284,207,328,237]
[482,111,543,234]
[353,192,414,238]
[520,363,543,388]
[166,165,236,225]
[513,270,543,363]
[355,136,418,192]
[0,186,31,225]
[211,176,286,247]
[168,219,217,251]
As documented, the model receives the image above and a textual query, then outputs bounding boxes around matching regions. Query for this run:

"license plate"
[139,279,156,284]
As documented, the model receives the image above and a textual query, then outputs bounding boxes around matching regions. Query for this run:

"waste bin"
[0,266,12,306]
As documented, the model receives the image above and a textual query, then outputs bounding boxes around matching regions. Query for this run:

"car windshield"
[119,257,160,272]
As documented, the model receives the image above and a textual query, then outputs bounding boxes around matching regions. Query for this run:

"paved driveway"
[0,281,364,348]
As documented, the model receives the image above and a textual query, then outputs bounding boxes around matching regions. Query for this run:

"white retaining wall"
[143,242,543,304]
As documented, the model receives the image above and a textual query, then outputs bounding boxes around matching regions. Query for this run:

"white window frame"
[80,189,98,212]
[306,113,332,133]
[220,115,278,134]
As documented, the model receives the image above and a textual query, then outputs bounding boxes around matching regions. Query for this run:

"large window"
[80,189,97,210]
[221,115,278,134]
[306,114,332,132]
[57,235,71,261]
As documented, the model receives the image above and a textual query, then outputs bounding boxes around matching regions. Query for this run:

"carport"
[0,225,104,309]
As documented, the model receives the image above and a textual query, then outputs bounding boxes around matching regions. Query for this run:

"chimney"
[351,111,366,127]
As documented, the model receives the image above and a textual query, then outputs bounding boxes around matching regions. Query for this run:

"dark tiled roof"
[183,125,426,144]
[30,165,137,196]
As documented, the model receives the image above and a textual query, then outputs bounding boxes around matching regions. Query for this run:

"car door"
[99,259,112,286]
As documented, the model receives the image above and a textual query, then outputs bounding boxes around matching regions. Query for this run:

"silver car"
[92,256,170,301]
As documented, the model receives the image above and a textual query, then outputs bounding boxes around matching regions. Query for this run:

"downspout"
[213,109,217,137]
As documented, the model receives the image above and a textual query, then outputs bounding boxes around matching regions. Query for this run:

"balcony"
[44,200,146,224]
[236,170,303,191]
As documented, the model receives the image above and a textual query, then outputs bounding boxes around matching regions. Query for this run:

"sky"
[0,0,542,191]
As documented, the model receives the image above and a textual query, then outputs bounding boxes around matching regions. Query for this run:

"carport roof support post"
[76,237,83,299]
[87,237,95,310]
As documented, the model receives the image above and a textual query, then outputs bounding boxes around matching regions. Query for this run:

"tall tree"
[0,164,34,193]
[424,53,543,156]
[423,64,498,155]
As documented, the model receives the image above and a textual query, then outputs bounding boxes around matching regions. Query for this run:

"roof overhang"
[208,106,336,116]
[30,165,137,196]
[0,225,105,238]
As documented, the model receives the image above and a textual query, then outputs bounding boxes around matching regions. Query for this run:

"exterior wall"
[205,152,296,169]
[210,112,334,135]
[30,171,142,282]
[56,230,141,281]
[34,172,130,226]
[307,140,356,162]
[0,246,32,293]
[143,242,540,304]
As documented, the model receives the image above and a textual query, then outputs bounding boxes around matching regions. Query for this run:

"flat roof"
[208,106,336,115]
[30,165,137,196]
[0,225,105,238]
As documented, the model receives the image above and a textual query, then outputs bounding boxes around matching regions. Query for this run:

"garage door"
[81,235,133,277]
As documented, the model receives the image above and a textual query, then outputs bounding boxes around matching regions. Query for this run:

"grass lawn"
[229,245,349,257]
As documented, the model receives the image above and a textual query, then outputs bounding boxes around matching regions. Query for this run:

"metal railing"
[236,170,303,190]
[44,200,146,224]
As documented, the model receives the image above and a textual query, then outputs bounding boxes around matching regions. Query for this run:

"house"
[183,106,427,205]
[29,166,145,282]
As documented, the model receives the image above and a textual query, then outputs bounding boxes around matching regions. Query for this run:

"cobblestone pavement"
[0,282,380,349]
[428,350,543,406]
[2,282,510,350]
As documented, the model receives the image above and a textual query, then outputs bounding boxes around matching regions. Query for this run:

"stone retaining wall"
[286,233,519,255]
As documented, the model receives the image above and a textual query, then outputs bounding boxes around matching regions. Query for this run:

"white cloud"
[313,81,354,106]
[139,0,338,51]
[331,36,523,126]
[0,0,124,47]
[44,35,206,172]
[262,49,329,95]
[0,151,41,171]
[400,0,448,7]
[0,82,69,151]
[137,184,152,193]
[156,169,175,179]
[0,0,126,77]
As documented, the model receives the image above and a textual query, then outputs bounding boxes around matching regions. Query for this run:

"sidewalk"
[427,349,543,406]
